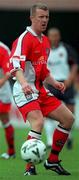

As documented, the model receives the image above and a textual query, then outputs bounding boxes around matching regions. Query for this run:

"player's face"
[31,9,49,33]
[48,30,61,47]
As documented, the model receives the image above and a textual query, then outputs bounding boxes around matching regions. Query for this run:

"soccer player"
[44,28,78,149]
[10,3,74,175]
[0,41,15,159]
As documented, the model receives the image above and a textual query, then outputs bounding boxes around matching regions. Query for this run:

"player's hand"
[54,81,65,93]
[22,82,34,95]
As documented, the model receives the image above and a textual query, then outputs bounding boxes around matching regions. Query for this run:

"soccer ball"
[21,139,46,164]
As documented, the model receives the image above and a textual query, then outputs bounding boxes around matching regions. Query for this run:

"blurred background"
[0,0,79,51]
[0,0,79,127]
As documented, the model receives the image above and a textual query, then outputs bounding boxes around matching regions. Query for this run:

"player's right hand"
[22,82,34,95]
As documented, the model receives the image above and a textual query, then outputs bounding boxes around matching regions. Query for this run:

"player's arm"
[41,63,65,93]
[15,69,33,95]
[10,36,33,95]
[45,73,65,93]
[0,48,11,87]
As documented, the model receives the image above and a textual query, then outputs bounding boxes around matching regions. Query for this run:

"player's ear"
[30,15,34,22]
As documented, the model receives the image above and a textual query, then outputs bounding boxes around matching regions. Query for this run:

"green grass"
[0,128,79,180]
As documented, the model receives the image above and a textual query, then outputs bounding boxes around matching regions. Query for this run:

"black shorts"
[47,83,76,105]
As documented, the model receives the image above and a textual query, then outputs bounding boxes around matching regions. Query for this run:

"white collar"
[26,26,43,37]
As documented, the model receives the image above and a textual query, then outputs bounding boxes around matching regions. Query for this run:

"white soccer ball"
[21,139,46,164]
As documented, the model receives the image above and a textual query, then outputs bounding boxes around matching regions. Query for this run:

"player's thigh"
[48,103,74,127]
[27,110,44,131]
[66,104,74,113]
[0,113,9,123]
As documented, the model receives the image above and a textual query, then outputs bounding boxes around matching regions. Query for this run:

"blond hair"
[30,3,49,16]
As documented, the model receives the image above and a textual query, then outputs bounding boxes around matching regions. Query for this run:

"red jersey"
[0,41,11,104]
[0,42,10,74]
[10,27,51,107]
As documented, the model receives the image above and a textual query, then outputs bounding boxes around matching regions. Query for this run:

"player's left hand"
[54,81,65,93]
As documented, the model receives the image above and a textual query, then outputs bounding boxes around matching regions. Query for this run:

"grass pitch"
[0,128,79,180]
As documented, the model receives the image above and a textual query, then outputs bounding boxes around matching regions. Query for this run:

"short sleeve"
[10,31,32,75]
